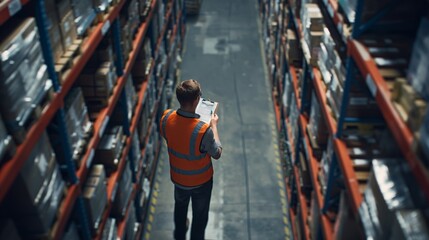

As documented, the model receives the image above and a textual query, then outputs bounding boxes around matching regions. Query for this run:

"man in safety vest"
[160,79,222,240]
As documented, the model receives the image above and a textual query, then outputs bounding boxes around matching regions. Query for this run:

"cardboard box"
[56,0,72,19]
[95,126,124,174]
[59,10,77,50]
[83,164,108,233]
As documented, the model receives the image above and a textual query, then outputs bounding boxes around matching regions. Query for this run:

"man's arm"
[209,113,222,159]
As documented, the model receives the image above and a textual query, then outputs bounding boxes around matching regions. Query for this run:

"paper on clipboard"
[196,98,218,124]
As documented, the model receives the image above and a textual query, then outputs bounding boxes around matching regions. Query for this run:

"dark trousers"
[174,179,213,240]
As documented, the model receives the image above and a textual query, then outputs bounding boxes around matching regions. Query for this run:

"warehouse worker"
[160,79,222,240]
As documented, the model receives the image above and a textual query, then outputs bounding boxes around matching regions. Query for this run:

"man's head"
[176,79,201,108]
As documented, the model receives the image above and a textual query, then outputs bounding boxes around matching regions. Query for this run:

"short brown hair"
[176,79,201,107]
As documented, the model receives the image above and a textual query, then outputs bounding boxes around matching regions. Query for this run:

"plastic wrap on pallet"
[0,115,13,162]
[83,164,108,233]
[63,88,92,164]
[338,0,357,23]
[93,0,110,12]
[282,72,293,117]
[361,159,415,239]
[102,218,117,240]
[0,18,50,141]
[111,161,133,218]
[131,131,142,173]
[407,18,429,101]
[124,75,137,121]
[71,0,96,36]
[3,132,65,237]
[391,209,429,240]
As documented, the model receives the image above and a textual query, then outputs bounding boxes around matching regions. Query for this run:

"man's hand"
[210,113,219,127]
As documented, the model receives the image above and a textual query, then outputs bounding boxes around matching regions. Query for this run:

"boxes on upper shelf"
[83,164,108,234]
[2,132,65,238]
[408,18,429,101]
[301,3,324,66]
[285,29,302,66]
[62,88,93,167]
[59,10,78,51]
[339,0,357,23]
[0,18,52,143]
[93,0,110,12]
[132,38,153,85]
[77,58,117,119]
[138,0,153,21]
[70,0,96,37]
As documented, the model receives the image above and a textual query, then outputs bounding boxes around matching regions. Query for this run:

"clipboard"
[195,98,218,124]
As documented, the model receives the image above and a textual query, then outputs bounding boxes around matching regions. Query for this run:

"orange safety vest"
[160,109,214,187]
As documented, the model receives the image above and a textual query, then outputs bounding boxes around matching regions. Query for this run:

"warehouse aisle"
[146,0,290,239]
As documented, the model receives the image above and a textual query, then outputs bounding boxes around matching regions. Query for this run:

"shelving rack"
[0,0,185,239]
[260,0,429,239]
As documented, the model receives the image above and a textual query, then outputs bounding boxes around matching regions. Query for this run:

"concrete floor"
[144,0,291,239]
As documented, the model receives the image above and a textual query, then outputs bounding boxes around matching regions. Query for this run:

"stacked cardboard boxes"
[300,3,324,66]
[0,18,51,143]
[83,164,108,234]
[2,132,65,238]
[95,126,125,175]
[70,0,96,37]
[63,88,93,167]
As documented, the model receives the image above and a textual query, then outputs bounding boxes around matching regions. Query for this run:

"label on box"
[99,115,110,137]
[87,148,95,168]
[101,20,111,36]
[365,74,377,97]
[8,0,22,17]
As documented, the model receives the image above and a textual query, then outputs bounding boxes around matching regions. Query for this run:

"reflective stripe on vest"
[170,161,212,175]
[162,110,213,187]
[161,109,174,138]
